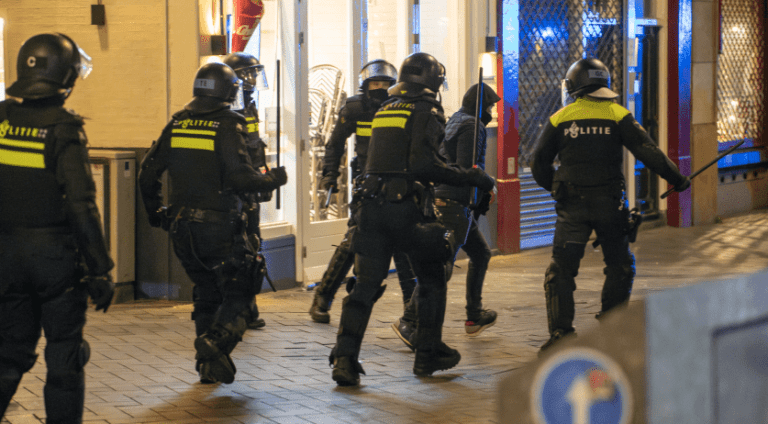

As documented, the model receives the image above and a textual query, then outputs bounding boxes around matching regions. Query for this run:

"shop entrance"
[512,0,625,250]
[302,0,414,283]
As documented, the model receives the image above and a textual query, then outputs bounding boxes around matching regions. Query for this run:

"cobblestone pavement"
[3,210,768,424]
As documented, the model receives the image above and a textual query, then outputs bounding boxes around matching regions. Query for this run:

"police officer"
[139,62,287,384]
[223,52,270,330]
[392,83,501,348]
[309,59,418,323]
[531,58,690,352]
[330,52,496,386]
[0,33,114,423]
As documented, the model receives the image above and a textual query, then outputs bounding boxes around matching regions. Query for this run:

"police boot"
[309,241,355,323]
[196,354,236,385]
[413,342,461,377]
[309,291,332,323]
[331,356,366,386]
[247,301,266,329]
[194,325,239,384]
[538,329,577,356]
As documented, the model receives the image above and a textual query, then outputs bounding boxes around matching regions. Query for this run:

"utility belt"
[0,224,71,235]
[358,174,435,218]
[434,198,465,208]
[173,207,243,225]
[552,180,624,201]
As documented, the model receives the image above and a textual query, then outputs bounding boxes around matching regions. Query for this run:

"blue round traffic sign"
[531,348,632,424]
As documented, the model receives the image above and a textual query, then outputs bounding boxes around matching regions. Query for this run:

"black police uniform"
[236,101,271,328]
[139,104,283,382]
[331,82,494,383]
[531,96,687,341]
[0,98,113,423]
[310,94,417,322]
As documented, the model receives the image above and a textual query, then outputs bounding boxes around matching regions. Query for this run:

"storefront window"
[306,0,354,223]
[198,0,292,226]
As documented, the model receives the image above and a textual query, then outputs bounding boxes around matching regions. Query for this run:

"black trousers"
[0,231,90,424]
[170,217,257,352]
[334,198,452,359]
[544,187,636,334]
[401,201,492,323]
[314,202,417,307]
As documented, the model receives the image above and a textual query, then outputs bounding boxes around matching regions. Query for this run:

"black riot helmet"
[561,58,618,106]
[7,33,93,100]
[185,62,241,113]
[395,52,446,93]
[222,52,268,91]
[358,59,397,90]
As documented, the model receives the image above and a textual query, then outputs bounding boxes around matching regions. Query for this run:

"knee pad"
[604,263,636,281]
[544,262,577,293]
[552,242,586,274]
[78,341,90,367]
[192,300,219,321]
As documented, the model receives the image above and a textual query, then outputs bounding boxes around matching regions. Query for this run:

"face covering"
[368,88,389,104]
[243,90,254,107]
[481,108,493,126]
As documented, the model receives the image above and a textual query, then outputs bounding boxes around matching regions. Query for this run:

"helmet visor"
[238,65,268,91]
[561,79,576,107]
[359,61,397,87]
[74,44,93,80]
[231,79,246,110]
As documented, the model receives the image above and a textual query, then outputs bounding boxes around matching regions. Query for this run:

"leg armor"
[334,254,390,359]
[600,240,636,314]
[393,252,417,307]
[543,242,585,335]
[40,288,89,424]
[411,261,448,352]
[0,368,23,418]
[315,230,355,304]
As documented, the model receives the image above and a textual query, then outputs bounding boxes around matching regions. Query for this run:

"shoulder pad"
[609,103,631,122]
[341,96,368,117]
[34,106,85,127]
[214,108,248,124]
[172,109,190,120]
[346,94,365,104]
[54,122,88,146]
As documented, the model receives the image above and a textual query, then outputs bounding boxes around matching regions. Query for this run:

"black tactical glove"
[472,190,494,215]
[674,176,691,192]
[268,166,288,188]
[82,274,114,313]
[148,206,171,231]
[320,174,339,193]
[467,167,496,192]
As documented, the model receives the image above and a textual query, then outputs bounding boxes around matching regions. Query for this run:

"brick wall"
[1,0,169,148]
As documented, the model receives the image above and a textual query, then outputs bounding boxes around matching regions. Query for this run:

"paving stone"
[2,210,767,423]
